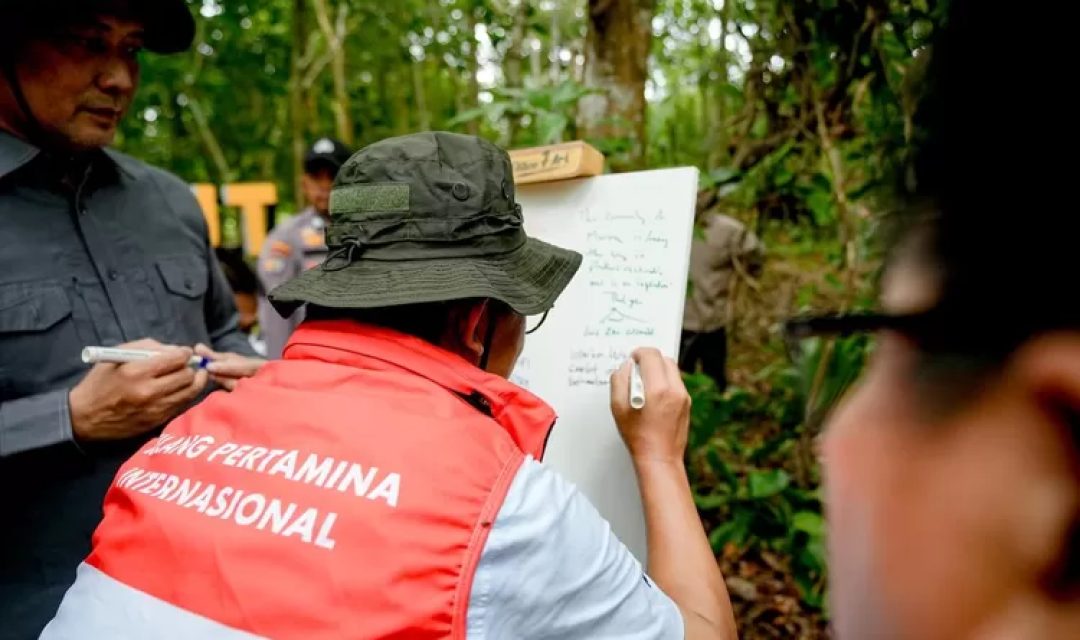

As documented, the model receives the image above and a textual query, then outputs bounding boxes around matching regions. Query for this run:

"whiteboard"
[513,167,699,560]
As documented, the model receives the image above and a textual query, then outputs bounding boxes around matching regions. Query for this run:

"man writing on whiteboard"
[45,133,738,639]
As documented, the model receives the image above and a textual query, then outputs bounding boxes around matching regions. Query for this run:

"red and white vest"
[62,322,556,639]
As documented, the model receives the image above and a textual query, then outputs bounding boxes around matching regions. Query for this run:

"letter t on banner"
[192,184,221,248]
[222,183,278,256]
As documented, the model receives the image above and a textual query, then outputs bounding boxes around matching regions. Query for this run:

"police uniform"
[256,207,329,359]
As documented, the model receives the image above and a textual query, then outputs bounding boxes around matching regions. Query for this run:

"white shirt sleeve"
[466,456,684,639]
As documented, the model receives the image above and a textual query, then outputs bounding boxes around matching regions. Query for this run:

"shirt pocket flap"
[157,257,209,299]
[0,287,73,333]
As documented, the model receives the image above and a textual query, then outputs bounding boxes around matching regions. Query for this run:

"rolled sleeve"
[0,389,80,458]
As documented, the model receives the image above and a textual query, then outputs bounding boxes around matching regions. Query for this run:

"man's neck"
[0,111,79,160]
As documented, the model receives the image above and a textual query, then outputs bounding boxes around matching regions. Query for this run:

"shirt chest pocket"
[0,285,84,398]
[153,256,210,344]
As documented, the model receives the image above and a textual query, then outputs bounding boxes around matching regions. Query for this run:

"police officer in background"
[257,137,352,359]
[0,1,263,635]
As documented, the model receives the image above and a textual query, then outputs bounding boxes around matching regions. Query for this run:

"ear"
[1011,333,1080,597]
[459,300,490,361]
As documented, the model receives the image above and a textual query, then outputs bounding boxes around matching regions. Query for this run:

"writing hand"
[609,347,691,466]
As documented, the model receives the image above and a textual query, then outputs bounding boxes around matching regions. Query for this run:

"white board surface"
[512,166,699,560]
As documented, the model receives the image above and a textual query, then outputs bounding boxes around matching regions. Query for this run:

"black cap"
[304,138,353,175]
[0,0,195,55]
[141,0,197,54]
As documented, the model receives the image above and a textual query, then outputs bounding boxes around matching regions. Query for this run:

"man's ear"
[459,300,490,361]
[1017,334,1080,452]
[1012,333,1080,598]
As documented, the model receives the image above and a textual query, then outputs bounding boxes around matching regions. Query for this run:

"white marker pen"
[629,360,646,410]
[81,346,210,370]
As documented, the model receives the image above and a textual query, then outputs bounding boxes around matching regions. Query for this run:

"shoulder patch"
[301,227,325,249]
[269,240,293,257]
[262,257,286,275]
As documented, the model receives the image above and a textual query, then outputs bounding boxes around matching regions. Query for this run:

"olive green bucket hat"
[269,132,582,317]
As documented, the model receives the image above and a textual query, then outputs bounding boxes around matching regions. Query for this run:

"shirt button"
[107,269,119,281]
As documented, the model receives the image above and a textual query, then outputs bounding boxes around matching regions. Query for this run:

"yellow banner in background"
[191,182,278,256]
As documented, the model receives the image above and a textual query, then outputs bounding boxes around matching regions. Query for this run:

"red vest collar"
[282,321,556,460]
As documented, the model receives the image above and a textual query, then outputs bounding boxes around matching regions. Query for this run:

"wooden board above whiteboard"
[509,141,605,185]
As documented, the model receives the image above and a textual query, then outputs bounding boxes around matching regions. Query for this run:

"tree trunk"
[580,0,655,171]
[390,69,410,135]
[186,95,232,184]
[411,59,431,131]
[528,36,542,85]
[463,3,481,136]
[706,0,732,168]
[311,0,353,145]
[503,0,528,145]
[289,0,308,209]
[549,11,561,84]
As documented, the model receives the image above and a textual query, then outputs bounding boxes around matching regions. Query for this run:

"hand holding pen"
[82,344,266,392]
[609,348,692,467]
[69,339,210,443]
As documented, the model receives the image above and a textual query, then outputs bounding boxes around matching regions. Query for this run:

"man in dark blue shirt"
[0,1,263,635]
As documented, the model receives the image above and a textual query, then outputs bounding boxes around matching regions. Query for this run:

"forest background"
[117,1,945,636]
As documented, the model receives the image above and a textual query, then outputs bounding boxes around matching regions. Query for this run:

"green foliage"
[448,80,596,146]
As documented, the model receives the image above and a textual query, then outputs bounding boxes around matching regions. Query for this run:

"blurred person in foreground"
[0,0,262,634]
[257,137,352,359]
[681,190,764,390]
[790,1,1079,637]
[43,132,738,639]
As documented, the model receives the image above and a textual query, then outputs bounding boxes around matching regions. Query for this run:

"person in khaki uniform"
[680,196,764,389]
[257,138,351,358]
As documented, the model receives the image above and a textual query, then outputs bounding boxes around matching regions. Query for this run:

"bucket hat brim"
[268,236,582,318]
